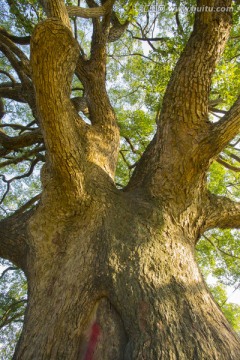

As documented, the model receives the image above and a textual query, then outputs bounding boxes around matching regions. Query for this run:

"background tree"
[0,0,240,359]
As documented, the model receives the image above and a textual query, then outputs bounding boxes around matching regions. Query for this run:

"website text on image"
[142,3,238,14]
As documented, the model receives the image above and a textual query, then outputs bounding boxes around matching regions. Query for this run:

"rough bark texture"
[1,0,240,359]
[11,188,240,359]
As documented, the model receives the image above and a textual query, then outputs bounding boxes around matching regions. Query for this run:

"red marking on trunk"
[84,322,101,360]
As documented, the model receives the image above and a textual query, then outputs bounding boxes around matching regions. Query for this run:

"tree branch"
[73,2,120,178]
[209,96,240,157]
[0,128,43,151]
[108,12,129,42]
[0,70,17,85]
[0,27,30,45]
[39,0,71,30]
[127,31,169,42]
[13,194,41,216]
[0,145,45,169]
[0,83,29,103]
[203,192,240,232]
[108,52,160,64]
[0,33,31,83]
[0,208,34,271]
[71,96,89,116]
[127,0,233,198]
[203,234,240,260]
[0,32,38,116]
[0,159,42,205]
[0,266,17,280]
[67,0,114,18]
[31,18,89,188]
[217,156,240,172]
[0,299,27,330]
[226,151,240,163]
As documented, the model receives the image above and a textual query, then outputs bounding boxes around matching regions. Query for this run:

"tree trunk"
[13,182,240,360]
[1,1,240,359]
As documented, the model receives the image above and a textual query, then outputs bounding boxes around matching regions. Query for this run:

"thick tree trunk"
[13,182,240,360]
[0,1,238,359]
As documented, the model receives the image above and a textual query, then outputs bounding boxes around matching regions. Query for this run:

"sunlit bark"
[0,0,240,359]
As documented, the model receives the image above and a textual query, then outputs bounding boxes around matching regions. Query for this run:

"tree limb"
[0,145,45,169]
[0,70,17,85]
[108,13,129,42]
[127,0,233,198]
[13,194,41,216]
[217,156,240,172]
[0,159,42,204]
[0,208,34,271]
[0,128,43,151]
[73,0,120,177]
[31,18,89,187]
[203,192,240,232]
[0,33,30,79]
[202,234,240,260]
[71,96,89,115]
[39,0,71,30]
[0,27,30,45]
[209,96,240,157]
[127,31,169,42]
[0,83,29,103]
[67,0,114,18]
[0,299,27,330]
[0,266,17,280]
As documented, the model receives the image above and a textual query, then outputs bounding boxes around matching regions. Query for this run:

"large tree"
[0,0,240,358]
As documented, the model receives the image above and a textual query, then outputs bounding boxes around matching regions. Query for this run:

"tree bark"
[0,1,240,359]
[13,185,240,359]
[0,209,31,271]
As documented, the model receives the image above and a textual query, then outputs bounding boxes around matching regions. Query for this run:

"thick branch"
[71,96,89,115]
[73,2,120,177]
[0,84,26,103]
[108,13,129,42]
[31,19,88,187]
[0,70,17,85]
[158,0,232,130]
[0,33,31,83]
[0,27,30,45]
[85,0,112,63]
[67,0,114,18]
[203,192,240,232]
[39,0,71,30]
[76,0,116,117]
[0,209,33,271]
[0,82,37,119]
[127,0,233,198]
[0,129,42,150]
[209,96,240,157]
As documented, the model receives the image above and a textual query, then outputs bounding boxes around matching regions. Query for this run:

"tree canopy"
[0,0,240,358]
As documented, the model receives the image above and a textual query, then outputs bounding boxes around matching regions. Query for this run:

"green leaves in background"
[197,229,240,332]
[0,259,27,359]
[0,0,240,354]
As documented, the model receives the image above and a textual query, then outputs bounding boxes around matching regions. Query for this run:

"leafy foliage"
[0,259,27,359]
[0,0,240,356]
[208,283,240,332]
[196,229,240,331]
[5,0,43,34]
